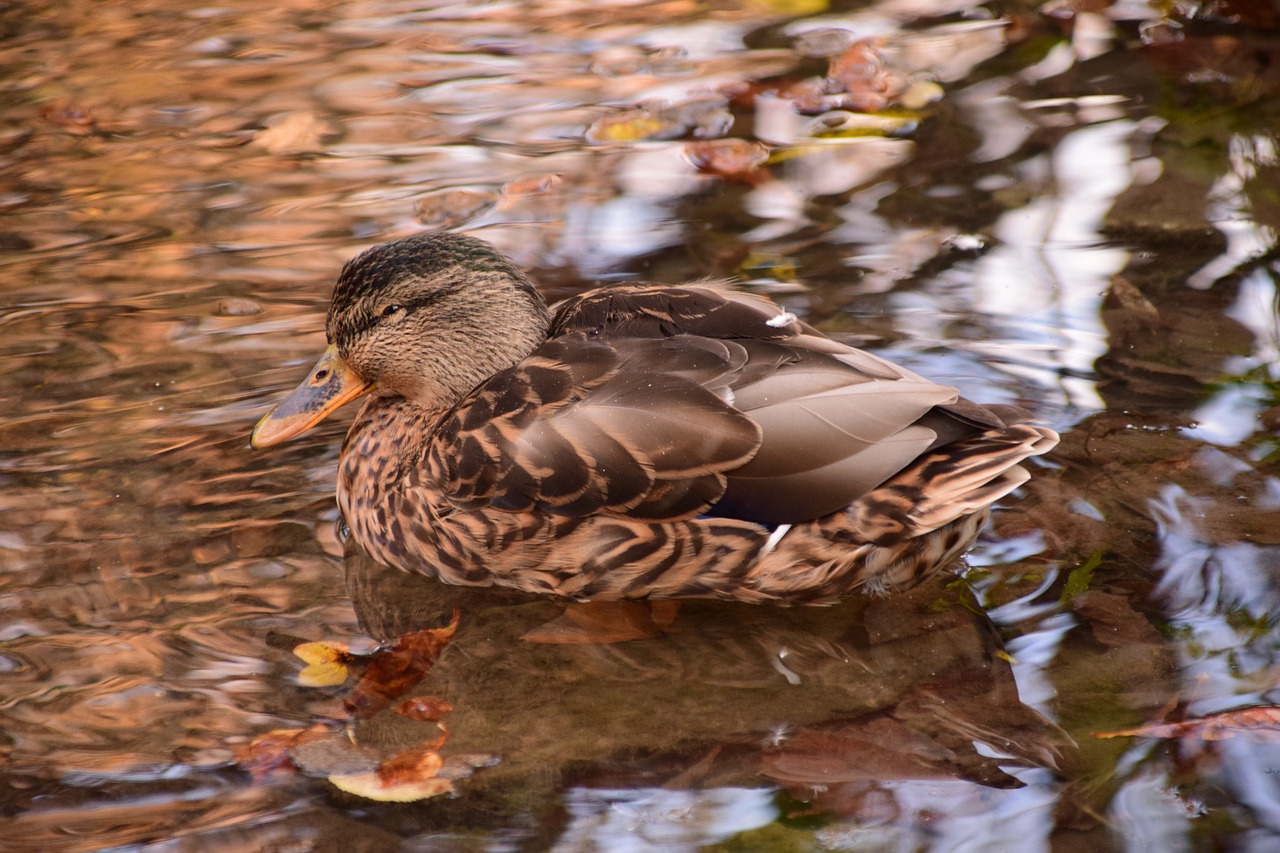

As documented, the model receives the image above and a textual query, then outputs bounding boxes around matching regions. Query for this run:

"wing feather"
[427,333,761,520]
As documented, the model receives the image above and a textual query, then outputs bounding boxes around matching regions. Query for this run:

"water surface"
[2,0,1279,849]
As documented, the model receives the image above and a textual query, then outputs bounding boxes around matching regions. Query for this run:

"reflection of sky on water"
[974,120,1139,412]
[552,777,1069,852]
[1186,269,1280,447]
[553,788,775,852]
[1188,133,1279,291]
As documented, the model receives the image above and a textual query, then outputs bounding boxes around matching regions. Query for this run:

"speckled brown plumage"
[254,233,1059,603]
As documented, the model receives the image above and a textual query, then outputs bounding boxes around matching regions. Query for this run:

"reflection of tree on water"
[341,542,1078,846]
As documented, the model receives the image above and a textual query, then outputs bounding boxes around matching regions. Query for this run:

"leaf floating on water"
[684,139,771,185]
[329,771,454,802]
[378,741,445,784]
[344,611,461,718]
[234,723,332,779]
[42,101,96,134]
[586,99,732,143]
[501,173,562,201]
[824,40,901,113]
[1093,707,1280,741]
[294,640,355,687]
[414,187,499,230]
[250,111,335,155]
[586,110,673,143]
[395,695,454,723]
[329,742,452,802]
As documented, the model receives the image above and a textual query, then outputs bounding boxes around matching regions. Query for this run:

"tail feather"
[843,424,1058,546]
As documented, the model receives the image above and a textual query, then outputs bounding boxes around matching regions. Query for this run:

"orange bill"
[250,344,371,448]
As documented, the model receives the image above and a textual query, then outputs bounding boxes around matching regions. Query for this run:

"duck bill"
[250,345,372,449]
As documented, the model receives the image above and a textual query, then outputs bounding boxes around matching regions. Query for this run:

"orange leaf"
[1093,707,1280,741]
[328,741,453,802]
[377,742,445,786]
[684,140,771,186]
[234,724,332,779]
[344,611,460,719]
[395,695,454,723]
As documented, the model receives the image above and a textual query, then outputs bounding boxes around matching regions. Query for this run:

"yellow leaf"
[329,771,454,802]
[294,640,350,665]
[298,660,350,688]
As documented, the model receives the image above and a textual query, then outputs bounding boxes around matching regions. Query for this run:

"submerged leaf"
[234,724,333,779]
[684,139,771,185]
[329,771,454,802]
[395,695,454,722]
[294,640,355,687]
[329,742,452,802]
[1094,707,1280,741]
[345,611,461,718]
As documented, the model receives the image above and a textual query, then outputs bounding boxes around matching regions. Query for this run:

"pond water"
[2,0,1279,849]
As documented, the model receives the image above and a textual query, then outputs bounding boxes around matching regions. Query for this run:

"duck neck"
[336,396,447,570]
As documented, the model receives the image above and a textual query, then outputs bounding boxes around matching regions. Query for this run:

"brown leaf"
[684,139,771,185]
[41,101,96,134]
[394,695,454,722]
[328,742,453,802]
[501,173,562,200]
[250,111,335,155]
[234,723,332,779]
[414,188,499,230]
[344,611,460,718]
[290,734,382,777]
[825,40,900,112]
[377,742,444,786]
[329,770,452,802]
[1094,707,1280,741]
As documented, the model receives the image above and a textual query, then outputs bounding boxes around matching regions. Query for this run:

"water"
[2,0,1279,849]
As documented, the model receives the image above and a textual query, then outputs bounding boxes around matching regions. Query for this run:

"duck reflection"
[337,538,1079,825]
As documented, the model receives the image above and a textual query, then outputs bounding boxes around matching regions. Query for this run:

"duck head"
[250,233,550,448]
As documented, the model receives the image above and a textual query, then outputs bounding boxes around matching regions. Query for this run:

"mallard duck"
[252,233,1057,604]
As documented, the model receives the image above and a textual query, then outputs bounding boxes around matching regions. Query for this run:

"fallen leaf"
[329,742,452,802]
[586,98,732,143]
[251,111,334,155]
[824,40,901,112]
[234,724,332,779]
[344,611,460,718]
[377,742,444,785]
[42,101,96,134]
[329,771,453,802]
[586,110,673,143]
[395,695,454,722]
[1094,707,1280,741]
[501,173,562,200]
[414,187,499,230]
[294,640,355,687]
[684,139,771,185]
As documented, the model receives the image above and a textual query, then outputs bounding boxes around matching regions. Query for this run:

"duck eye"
[381,304,403,318]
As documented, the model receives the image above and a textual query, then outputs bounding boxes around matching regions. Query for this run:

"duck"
[251,232,1058,605]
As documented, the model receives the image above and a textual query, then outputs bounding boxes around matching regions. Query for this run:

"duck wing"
[424,333,762,520]
[428,283,1033,527]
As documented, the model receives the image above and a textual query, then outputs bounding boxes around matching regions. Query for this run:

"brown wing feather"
[426,333,762,520]
[550,282,810,341]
